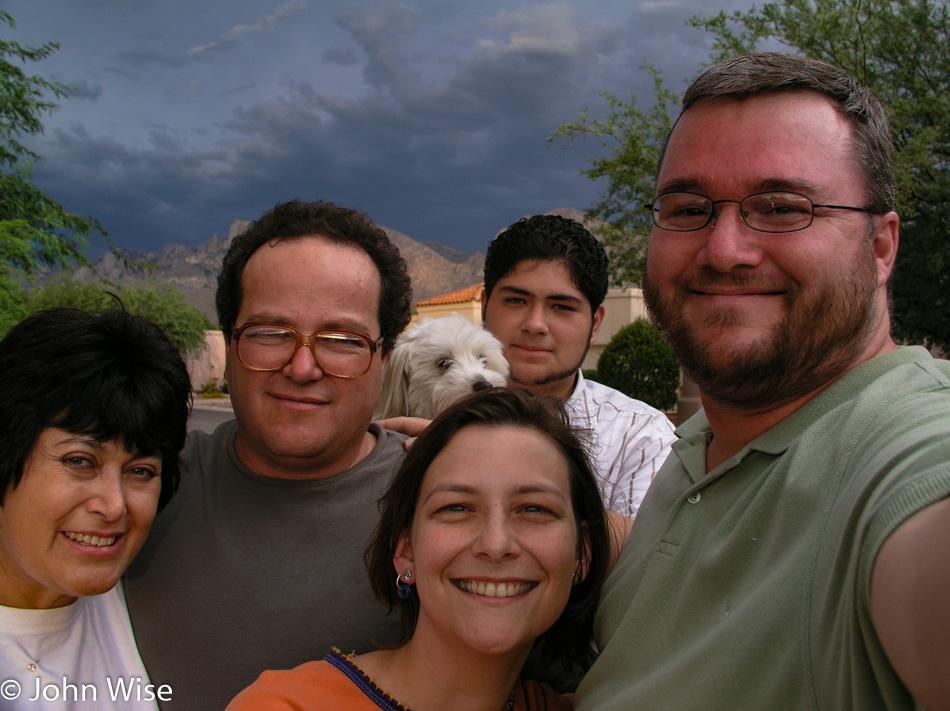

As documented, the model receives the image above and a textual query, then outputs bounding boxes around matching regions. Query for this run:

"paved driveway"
[189,397,234,434]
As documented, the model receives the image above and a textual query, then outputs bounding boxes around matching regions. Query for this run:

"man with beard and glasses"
[574,53,950,711]
[480,214,676,519]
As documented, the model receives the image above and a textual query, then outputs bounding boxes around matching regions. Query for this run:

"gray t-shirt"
[124,420,406,711]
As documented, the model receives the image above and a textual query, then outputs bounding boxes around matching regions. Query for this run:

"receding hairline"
[238,233,384,316]
[658,89,862,186]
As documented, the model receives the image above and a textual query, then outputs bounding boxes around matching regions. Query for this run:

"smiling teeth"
[456,580,532,597]
[64,532,116,546]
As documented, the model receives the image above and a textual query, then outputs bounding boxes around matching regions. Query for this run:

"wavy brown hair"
[364,387,609,671]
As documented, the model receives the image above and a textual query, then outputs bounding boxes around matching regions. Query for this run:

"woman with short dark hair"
[0,308,191,710]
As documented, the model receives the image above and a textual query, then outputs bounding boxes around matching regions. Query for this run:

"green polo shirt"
[577,347,950,711]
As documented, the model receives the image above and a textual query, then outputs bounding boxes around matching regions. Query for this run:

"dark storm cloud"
[115,48,189,69]
[322,46,361,66]
[9,0,760,258]
[32,123,248,252]
[207,2,614,247]
[333,4,424,95]
[188,0,308,60]
[64,80,103,101]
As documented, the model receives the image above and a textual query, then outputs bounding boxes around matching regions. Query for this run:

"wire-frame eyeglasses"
[644,191,880,233]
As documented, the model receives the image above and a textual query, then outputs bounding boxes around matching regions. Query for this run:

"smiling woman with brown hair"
[228,387,610,711]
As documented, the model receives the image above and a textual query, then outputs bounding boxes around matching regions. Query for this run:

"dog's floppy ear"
[374,341,414,419]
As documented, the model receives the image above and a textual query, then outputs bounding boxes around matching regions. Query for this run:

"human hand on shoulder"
[375,417,432,450]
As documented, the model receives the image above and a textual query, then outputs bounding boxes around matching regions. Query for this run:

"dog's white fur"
[375,313,510,419]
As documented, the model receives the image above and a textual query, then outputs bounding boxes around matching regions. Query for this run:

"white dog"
[375,313,510,419]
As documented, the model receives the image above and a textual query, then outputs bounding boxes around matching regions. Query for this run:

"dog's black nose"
[472,379,493,392]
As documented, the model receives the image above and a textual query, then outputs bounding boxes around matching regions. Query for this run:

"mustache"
[678,267,795,293]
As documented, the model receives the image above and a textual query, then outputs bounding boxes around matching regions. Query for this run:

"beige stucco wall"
[583,287,649,370]
[414,300,483,323]
[187,330,227,391]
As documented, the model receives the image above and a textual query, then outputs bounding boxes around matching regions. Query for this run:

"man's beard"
[643,253,878,411]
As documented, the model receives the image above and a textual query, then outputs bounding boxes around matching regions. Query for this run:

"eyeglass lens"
[238,326,373,376]
[651,192,815,232]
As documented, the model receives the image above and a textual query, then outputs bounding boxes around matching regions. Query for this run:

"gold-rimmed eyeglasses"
[233,323,383,378]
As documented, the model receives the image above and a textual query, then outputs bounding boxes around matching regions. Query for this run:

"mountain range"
[85,208,589,323]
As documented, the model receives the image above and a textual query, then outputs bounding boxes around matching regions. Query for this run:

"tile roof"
[416,283,485,307]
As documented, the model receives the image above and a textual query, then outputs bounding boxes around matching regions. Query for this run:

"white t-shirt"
[0,584,160,710]
[566,371,677,517]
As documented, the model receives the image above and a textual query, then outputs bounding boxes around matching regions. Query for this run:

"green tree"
[119,282,213,357]
[555,0,950,350]
[0,13,207,357]
[22,279,213,357]
[0,271,27,335]
[0,11,128,293]
[550,62,678,286]
[596,318,681,412]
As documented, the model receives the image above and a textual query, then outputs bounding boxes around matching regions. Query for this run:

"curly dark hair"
[483,214,609,315]
[0,308,192,512]
[216,200,412,353]
[365,387,609,672]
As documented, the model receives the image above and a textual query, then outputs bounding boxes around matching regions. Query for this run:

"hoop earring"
[396,570,413,599]
[572,571,580,586]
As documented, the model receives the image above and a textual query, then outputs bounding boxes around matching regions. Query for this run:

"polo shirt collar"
[671,346,932,484]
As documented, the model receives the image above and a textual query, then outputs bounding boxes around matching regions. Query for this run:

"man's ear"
[589,305,605,346]
[394,529,414,577]
[872,211,900,288]
[480,288,489,324]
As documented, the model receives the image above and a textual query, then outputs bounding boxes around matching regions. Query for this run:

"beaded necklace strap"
[327,648,518,711]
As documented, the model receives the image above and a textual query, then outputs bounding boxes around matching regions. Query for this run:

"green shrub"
[18,278,213,357]
[200,380,225,398]
[596,317,680,412]
[0,274,27,337]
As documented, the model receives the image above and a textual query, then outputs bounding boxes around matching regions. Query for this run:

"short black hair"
[483,214,609,314]
[0,308,192,511]
[365,387,609,671]
[216,200,412,353]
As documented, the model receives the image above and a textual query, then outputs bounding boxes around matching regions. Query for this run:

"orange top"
[226,649,574,711]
